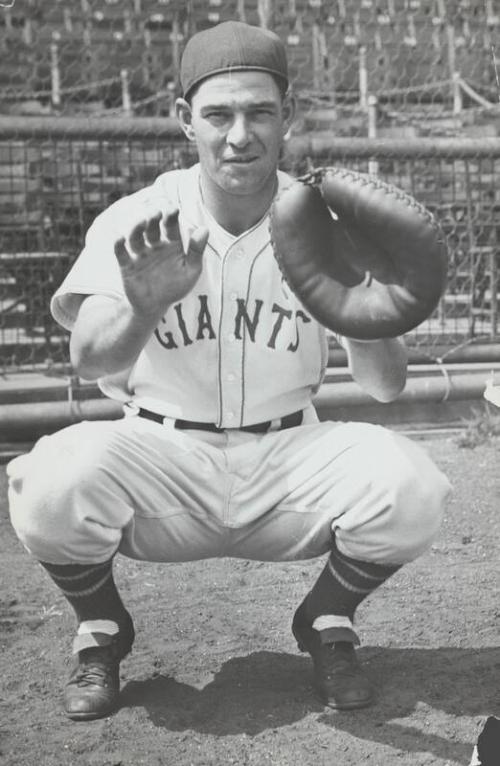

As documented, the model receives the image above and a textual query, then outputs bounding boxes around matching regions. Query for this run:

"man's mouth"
[224,156,258,164]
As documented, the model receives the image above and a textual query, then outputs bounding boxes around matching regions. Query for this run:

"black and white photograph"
[0,2,499,764]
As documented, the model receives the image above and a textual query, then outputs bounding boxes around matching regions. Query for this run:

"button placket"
[218,244,248,427]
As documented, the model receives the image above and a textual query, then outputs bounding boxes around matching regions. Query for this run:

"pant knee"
[7,425,127,563]
[8,440,84,559]
[385,463,450,560]
[336,430,451,564]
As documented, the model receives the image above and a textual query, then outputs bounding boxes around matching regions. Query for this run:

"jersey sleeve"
[50,174,180,331]
[50,207,125,330]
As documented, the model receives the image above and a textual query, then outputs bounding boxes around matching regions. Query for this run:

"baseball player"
[7,21,451,721]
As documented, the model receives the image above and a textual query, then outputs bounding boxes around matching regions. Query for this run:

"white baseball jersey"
[51,163,329,427]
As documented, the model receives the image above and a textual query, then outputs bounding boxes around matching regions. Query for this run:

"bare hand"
[114,207,208,319]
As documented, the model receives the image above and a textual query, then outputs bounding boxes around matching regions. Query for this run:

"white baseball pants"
[8,409,451,566]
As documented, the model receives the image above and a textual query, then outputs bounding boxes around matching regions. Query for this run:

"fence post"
[359,46,368,109]
[124,8,132,34]
[63,7,73,33]
[50,42,61,108]
[83,18,92,48]
[258,0,273,28]
[167,82,177,118]
[170,13,182,85]
[121,69,132,116]
[23,17,33,46]
[367,95,379,176]
[142,26,152,86]
[446,23,459,108]
[307,23,330,93]
[463,160,477,337]
[237,0,247,22]
[490,248,498,337]
[452,71,463,114]
[312,23,321,91]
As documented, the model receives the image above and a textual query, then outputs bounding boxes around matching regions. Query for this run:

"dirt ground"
[0,432,499,766]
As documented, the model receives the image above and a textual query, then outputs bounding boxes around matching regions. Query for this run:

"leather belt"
[137,407,303,433]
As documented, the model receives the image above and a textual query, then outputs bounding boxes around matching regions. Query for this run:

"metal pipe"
[0,115,183,139]
[324,363,500,385]
[0,369,492,442]
[1,116,500,157]
[327,343,500,367]
[286,136,500,159]
[315,369,490,409]
[0,398,123,441]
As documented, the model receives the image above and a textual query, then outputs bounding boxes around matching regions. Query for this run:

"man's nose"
[226,115,251,147]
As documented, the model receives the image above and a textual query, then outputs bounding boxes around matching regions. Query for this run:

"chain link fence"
[1,0,500,373]
[2,1,500,123]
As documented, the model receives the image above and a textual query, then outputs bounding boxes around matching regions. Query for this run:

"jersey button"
[227,372,236,382]
[226,411,235,421]
[228,333,236,342]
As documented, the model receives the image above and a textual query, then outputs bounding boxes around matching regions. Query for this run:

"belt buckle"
[124,402,140,418]
[268,417,282,433]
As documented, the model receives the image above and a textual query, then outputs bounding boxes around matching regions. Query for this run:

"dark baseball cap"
[180,21,289,99]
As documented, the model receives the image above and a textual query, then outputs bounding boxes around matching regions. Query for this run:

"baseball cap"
[180,21,289,99]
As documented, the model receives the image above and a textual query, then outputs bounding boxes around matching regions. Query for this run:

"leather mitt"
[269,167,448,339]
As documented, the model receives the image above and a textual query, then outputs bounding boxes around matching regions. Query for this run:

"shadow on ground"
[120,645,500,762]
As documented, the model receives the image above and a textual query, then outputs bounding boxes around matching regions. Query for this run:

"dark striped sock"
[40,559,128,626]
[306,537,401,625]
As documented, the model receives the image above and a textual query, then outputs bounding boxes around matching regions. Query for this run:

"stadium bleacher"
[0,1,498,114]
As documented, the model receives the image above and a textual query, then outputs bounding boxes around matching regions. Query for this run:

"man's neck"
[199,174,278,236]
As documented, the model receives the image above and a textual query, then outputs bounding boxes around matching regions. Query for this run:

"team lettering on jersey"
[154,294,312,351]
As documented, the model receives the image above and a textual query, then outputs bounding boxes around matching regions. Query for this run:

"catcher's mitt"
[269,167,448,340]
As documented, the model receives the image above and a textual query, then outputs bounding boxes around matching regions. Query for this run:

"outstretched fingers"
[114,237,132,268]
[115,211,163,263]
[113,208,207,276]
[185,226,209,267]
[128,220,149,255]
[144,211,162,245]
[163,209,181,242]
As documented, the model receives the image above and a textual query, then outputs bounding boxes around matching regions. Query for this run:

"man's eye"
[252,108,274,118]
[206,112,228,121]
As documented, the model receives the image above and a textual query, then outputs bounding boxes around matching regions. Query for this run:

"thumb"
[185,226,209,266]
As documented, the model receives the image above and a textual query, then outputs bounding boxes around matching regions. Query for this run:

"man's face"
[177,70,294,198]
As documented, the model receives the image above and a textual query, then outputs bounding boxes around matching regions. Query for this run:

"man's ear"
[175,98,196,141]
[281,91,296,141]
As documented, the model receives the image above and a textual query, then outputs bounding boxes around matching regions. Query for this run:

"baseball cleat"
[292,605,373,710]
[63,612,134,721]
[63,644,121,721]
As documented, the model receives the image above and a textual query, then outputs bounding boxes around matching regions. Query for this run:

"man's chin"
[219,167,270,195]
